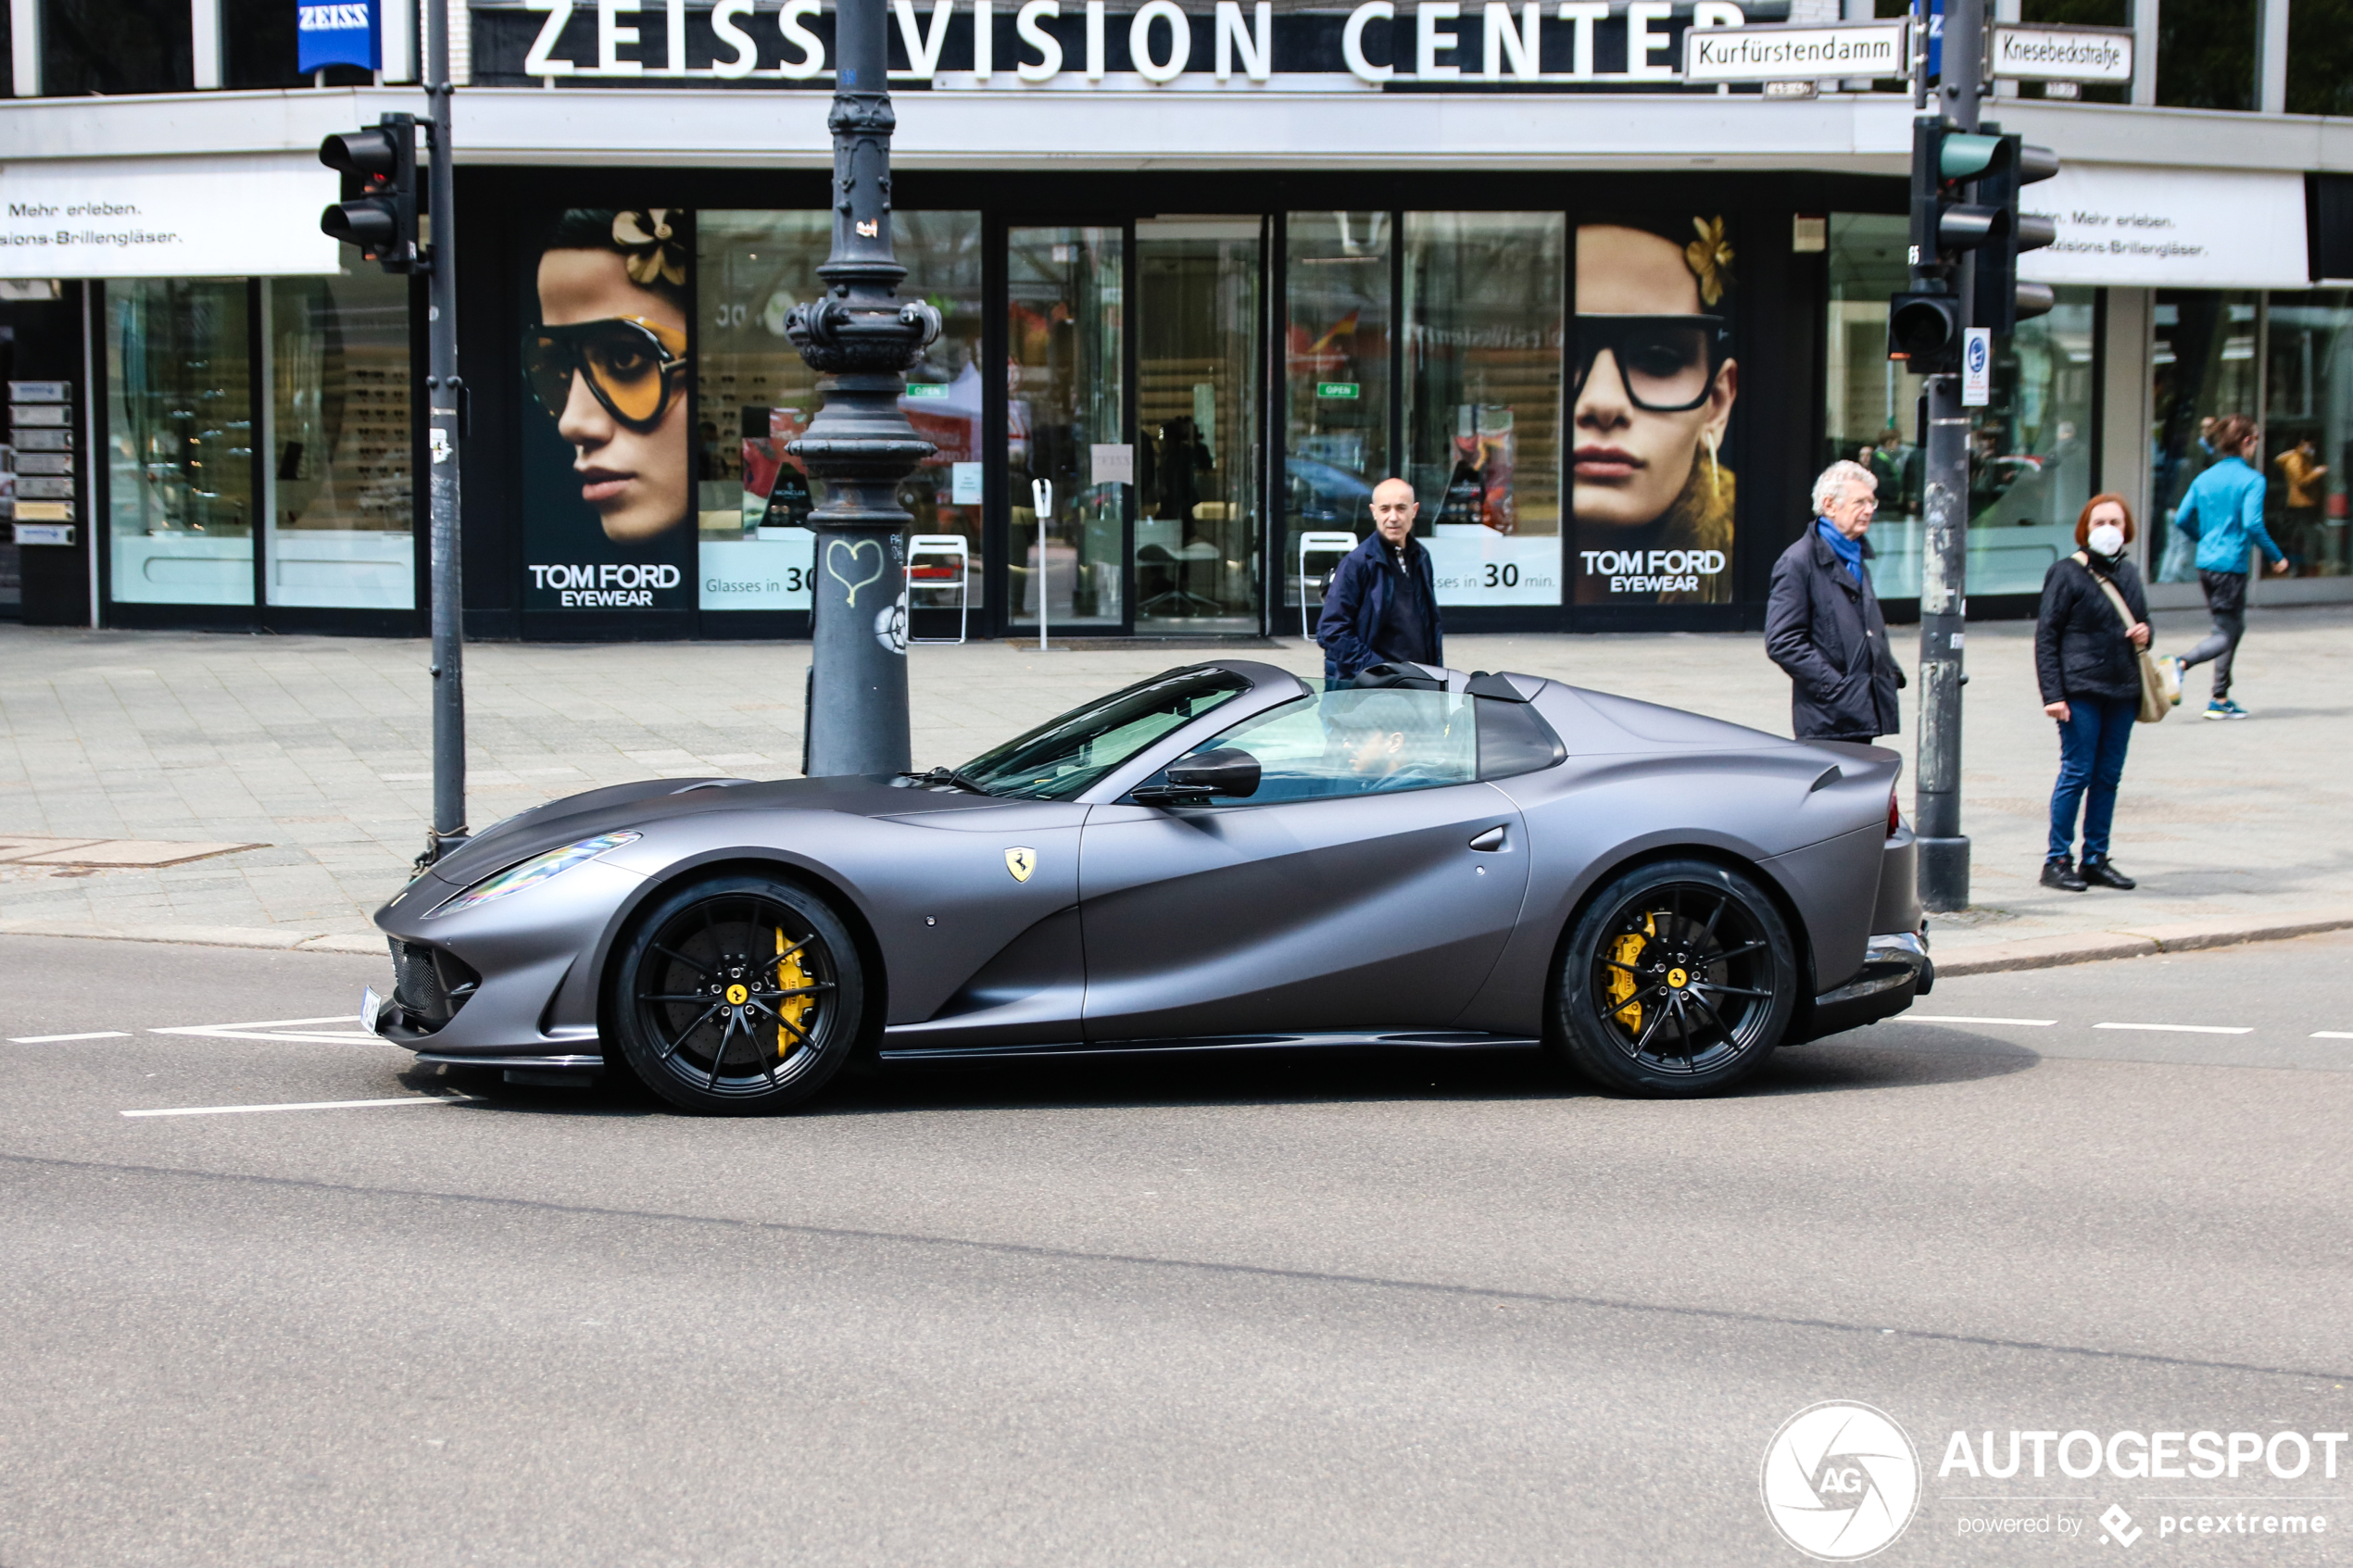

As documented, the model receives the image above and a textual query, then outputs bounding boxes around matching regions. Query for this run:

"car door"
[1078,686,1530,1042]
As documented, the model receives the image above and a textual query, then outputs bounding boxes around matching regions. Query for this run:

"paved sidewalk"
[0,606,2347,965]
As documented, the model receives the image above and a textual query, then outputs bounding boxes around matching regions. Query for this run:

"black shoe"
[2081,858,2136,890]
[2041,858,2087,892]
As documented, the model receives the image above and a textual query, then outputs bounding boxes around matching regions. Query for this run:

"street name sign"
[1987,23,2133,83]
[1682,20,1907,83]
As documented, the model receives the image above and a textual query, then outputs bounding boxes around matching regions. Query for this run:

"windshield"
[958,668,1254,799]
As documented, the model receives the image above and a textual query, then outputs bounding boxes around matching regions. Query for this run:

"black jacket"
[2035,553,2150,704]
[1317,532,1443,682]
[1765,525,1905,741]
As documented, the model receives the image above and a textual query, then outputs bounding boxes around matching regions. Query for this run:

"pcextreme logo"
[1761,1401,1923,1561]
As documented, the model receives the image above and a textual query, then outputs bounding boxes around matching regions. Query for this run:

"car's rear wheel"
[1551,859,1797,1097]
[610,873,864,1114]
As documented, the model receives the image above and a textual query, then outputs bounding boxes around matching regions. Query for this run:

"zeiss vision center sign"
[299,0,380,72]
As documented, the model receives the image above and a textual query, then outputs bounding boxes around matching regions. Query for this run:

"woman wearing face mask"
[2034,495,2152,893]
[522,208,693,544]
[1571,217,1738,605]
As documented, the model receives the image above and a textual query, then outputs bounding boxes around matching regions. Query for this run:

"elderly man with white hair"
[1764,458,1907,744]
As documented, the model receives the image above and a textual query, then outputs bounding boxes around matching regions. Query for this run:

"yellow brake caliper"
[1604,914,1656,1035]
[774,927,815,1058]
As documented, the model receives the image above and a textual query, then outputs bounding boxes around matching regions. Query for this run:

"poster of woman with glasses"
[1572,215,1737,606]
[520,207,697,611]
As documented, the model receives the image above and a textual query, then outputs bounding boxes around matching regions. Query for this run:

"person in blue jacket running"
[2171,412,2289,719]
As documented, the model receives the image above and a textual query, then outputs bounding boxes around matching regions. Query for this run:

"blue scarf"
[1818,518,1864,584]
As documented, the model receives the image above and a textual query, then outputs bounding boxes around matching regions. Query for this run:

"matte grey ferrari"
[366,659,1931,1112]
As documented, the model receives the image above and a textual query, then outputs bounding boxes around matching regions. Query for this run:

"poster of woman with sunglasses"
[520,207,696,611]
[1572,216,1737,606]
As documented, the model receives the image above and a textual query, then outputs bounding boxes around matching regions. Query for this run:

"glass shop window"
[268,269,415,608]
[1822,214,1930,591]
[696,210,984,615]
[2149,291,2261,582]
[40,0,192,94]
[107,280,255,607]
[1402,211,1565,608]
[2156,0,2257,109]
[2288,0,2353,115]
[2258,291,2353,580]
[1821,216,2095,598]
[1962,288,2098,596]
[1282,211,1392,628]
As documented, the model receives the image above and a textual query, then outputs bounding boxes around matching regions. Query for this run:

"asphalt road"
[3,930,2349,1567]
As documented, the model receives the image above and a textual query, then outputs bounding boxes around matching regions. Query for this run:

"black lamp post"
[786,0,941,778]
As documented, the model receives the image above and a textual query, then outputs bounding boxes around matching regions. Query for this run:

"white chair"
[1297,531,1360,639]
[906,533,971,646]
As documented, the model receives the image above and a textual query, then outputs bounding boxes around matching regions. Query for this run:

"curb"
[0,919,383,955]
[1934,910,2353,977]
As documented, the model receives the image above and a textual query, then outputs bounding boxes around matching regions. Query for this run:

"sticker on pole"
[1961,328,1992,408]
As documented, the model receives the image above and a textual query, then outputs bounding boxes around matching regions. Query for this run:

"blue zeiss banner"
[298,0,379,72]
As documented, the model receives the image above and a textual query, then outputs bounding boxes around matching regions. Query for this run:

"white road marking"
[122,1095,475,1119]
[2313,1032,2353,1040]
[1897,1014,2057,1027]
[149,1015,392,1047]
[152,1015,363,1032]
[2094,1022,2254,1035]
[9,1031,132,1043]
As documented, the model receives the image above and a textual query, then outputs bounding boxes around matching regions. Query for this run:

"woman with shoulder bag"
[2035,494,2160,893]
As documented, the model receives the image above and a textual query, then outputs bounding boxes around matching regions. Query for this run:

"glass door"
[1135,217,1263,634]
[1007,225,1126,631]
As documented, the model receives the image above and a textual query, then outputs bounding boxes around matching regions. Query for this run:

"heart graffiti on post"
[825,537,886,606]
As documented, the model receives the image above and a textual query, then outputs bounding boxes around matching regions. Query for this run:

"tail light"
[1888,791,1903,837]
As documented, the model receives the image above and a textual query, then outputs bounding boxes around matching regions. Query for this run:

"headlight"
[424,833,639,918]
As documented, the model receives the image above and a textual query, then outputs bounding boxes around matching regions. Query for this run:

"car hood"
[415,771,999,894]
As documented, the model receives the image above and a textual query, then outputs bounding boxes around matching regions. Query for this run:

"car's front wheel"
[1551,859,1798,1097]
[610,873,864,1114]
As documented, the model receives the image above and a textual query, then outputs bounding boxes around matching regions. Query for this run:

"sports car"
[365,659,1930,1111]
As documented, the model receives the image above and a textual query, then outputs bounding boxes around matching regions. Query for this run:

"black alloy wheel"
[1551,858,1798,1097]
[610,873,865,1114]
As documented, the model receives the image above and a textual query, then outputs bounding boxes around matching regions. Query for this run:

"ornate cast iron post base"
[786,0,940,779]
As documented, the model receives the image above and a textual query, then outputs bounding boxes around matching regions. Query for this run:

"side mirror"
[1133,746,1261,805]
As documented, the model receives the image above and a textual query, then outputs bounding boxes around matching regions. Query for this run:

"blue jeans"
[2048,696,2137,861]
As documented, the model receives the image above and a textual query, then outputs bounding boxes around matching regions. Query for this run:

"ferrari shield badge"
[1005,847,1037,883]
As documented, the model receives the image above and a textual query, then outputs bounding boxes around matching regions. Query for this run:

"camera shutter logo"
[1759,1401,1920,1560]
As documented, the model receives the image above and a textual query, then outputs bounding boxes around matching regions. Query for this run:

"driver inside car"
[1324,691,1466,790]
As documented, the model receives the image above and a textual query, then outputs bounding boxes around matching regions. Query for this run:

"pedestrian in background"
[1317,477,1442,684]
[2172,412,2289,719]
[2273,434,2327,565]
[1766,459,1906,744]
[2035,495,2152,893]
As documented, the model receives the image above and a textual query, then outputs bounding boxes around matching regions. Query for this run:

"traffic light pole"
[1915,0,1983,912]
[422,0,467,861]
[786,0,939,779]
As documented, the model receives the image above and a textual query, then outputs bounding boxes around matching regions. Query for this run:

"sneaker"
[2081,858,2137,890]
[2205,698,2252,720]
[2040,857,2088,892]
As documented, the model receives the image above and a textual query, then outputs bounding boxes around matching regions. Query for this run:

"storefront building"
[6,0,2353,641]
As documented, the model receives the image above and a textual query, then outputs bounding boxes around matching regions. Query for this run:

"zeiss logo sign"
[297,3,371,30]
[297,0,378,71]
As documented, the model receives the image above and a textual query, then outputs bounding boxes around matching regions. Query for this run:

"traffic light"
[1888,291,1965,370]
[1910,122,2018,275]
[1889,120,2013,371]
[320,114,422,273]
[1969,132,2060,335]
